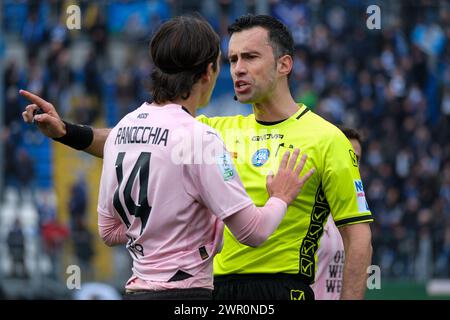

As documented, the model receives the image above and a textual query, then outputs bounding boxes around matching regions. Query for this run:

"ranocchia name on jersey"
[114,126,169,146]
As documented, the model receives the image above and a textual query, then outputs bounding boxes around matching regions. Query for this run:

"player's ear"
[277,55,293,76]
[202,62,214,82]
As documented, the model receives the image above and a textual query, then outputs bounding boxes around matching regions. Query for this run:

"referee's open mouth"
[234,80,251,94]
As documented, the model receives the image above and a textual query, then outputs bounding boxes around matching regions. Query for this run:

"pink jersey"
[312,215,345,300]
[97,103,253,287]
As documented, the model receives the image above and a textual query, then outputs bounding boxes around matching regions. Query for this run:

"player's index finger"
[19,90,51,110]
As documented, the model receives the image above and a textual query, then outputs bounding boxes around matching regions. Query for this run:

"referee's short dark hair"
[150,15,220,103]
[228,14,294,59]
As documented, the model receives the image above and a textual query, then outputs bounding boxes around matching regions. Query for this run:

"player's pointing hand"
[20,89,67,138]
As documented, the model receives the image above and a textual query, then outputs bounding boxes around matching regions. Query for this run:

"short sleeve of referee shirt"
[181,126,253,221]
[321,128,373,227]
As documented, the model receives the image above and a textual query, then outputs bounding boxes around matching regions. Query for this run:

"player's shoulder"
[114,102,149,125]
[193,120,224,143]
[107,108,139,136]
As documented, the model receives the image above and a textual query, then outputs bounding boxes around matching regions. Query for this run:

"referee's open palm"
[266,149,315,205]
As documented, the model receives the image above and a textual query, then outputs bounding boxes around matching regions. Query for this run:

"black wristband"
[53,121,94,150]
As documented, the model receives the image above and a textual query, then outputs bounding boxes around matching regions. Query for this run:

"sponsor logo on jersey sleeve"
[349,149,358,167]
[217,153,235,181]
[354,179,370,212]
[251,148,270,167]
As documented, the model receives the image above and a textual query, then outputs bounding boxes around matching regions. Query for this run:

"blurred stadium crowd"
[0,0,449,298]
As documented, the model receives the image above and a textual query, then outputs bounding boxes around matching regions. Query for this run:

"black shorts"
[124,288,213,300]
[213,274,315,300]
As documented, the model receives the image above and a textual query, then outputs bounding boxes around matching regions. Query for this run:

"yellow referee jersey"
[196,104,373,284]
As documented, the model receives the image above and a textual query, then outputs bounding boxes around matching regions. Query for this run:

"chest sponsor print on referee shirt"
[251,133,284,141]
[251,148,270,167]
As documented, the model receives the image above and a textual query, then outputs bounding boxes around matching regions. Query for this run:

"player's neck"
[171,99,197,117]
[170,82,208,117]
[252,92,299,122]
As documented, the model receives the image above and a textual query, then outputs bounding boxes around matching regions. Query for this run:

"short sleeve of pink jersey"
[182,128,253,220]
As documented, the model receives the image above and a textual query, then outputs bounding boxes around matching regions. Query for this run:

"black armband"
[53,121,94,150]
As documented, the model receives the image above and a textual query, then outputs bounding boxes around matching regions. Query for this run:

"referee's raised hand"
[20,89,67,138]
[266,149,315,205]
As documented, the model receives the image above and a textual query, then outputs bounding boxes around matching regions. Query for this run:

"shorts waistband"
[124,287,212,300]
[214,273,311,284]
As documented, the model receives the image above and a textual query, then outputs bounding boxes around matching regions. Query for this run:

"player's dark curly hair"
[228,14,294,59]
[150,15,220,103]
[341,127,362,145]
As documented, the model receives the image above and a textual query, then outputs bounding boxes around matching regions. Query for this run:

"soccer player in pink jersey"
[312,128,363,299]
[21,15,314,300]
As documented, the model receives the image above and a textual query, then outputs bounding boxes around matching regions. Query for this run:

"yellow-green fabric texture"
[196,105,373,283]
